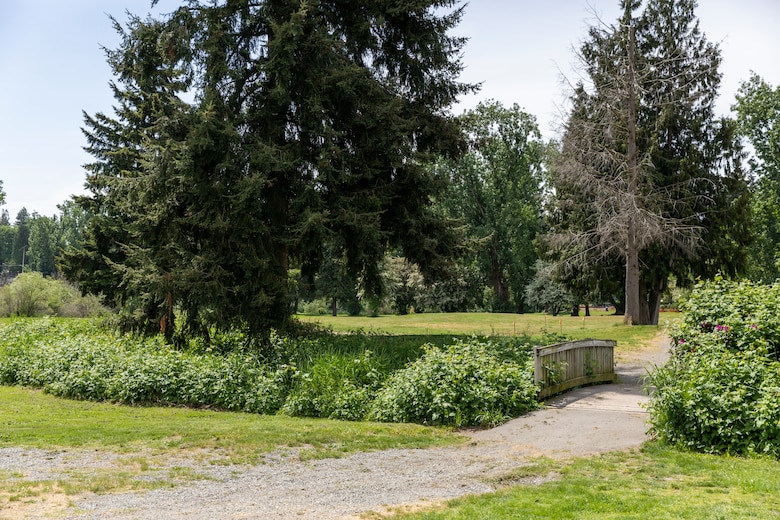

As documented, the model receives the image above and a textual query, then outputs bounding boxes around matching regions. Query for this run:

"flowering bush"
[647,278,780,457]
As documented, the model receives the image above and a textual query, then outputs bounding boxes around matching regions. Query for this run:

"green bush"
[0,273,109,318]
[281,350,385,420]
[0,320,541,426]
[647,278,780,457]
[369,338,539,427]
[0,319,296,414]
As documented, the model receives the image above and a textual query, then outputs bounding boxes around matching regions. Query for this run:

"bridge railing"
[534,339,616,399]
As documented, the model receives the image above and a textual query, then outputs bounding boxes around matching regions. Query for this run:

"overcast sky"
[1,1,779,219]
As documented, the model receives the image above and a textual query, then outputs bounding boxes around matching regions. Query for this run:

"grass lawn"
[297,311,677,351]
[0,386,462,459]
[381,443,780,519]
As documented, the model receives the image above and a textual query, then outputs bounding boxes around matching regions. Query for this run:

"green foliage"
[524,260,574,316]
[27,213,57,276]
[0,273,106,318]
[0,320,538,427]
[282,350,385,421]
[65,1,473,340]
[438,101,545,312]
[0,225,14,267]
[647,278,780,457]
[734,73,780,283]
[11,208,29,269]
[369,338,539,427]
[0,272,51,316]
[0,319,296,414]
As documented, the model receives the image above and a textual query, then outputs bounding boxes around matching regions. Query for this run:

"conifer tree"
[548,0,751,325]
[63,1,472,341]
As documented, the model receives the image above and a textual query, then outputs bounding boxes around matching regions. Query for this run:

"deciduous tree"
[734,73,780,282]
[438,101,545,312]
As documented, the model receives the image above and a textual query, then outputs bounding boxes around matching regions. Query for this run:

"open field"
[297,311,676,351]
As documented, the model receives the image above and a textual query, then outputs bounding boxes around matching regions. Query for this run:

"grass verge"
[377,442,780,519]
[0,386,462,458]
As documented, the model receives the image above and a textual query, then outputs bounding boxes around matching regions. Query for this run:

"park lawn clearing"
[0,386,462,459]
[296,311,672,351]
[379,443,780,519]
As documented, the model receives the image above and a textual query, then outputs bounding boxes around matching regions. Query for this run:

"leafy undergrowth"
[0,318,538,427]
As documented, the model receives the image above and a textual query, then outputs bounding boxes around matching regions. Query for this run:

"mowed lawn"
[297,311,676,350]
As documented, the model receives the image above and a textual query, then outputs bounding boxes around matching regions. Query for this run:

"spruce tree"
[64,1,472,341]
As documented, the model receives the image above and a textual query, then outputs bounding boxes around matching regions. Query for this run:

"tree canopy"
[734,73,780,283]
[61,0,474,342]
[437,100,545,312]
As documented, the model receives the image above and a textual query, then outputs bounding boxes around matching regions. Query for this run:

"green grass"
[0,386,462,459]
[381,443,780,519]
[297,311,674,350]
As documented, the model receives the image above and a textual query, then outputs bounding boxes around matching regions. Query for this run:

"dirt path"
[3,334,671,520]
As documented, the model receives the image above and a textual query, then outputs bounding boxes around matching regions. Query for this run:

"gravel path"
[1,335,670,520]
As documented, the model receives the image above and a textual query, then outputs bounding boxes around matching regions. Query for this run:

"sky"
[1,1,779,220]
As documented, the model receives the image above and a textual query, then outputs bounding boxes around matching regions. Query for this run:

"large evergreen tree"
[62,1,472,341]
[548,0,751,325]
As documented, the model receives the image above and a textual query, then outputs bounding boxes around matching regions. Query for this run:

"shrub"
[0,320,541,427]
[0,319,296,414]
[281,350,385,421]
[369,338,538,427]
[647,278,780,457]
[0,274,109,318]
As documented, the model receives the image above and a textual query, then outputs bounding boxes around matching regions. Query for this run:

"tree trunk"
[585,303,591,317]
[331,296,337,317]
[489,267,509,310]
[571,304,580,317]
[624,243,641,325]
[623,20,643,326]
